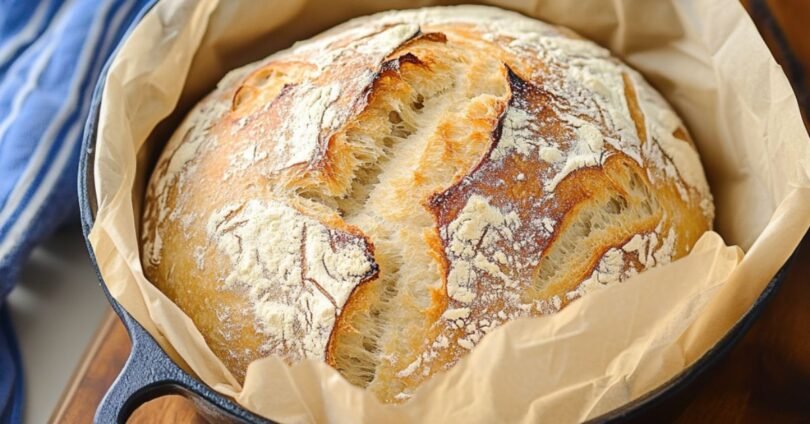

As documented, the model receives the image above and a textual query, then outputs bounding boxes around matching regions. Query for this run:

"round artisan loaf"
[141,5,714,402]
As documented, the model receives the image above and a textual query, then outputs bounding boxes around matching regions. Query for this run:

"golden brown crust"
[141,5,713,402]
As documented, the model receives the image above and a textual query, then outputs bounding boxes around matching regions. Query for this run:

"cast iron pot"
[78,1,793,422]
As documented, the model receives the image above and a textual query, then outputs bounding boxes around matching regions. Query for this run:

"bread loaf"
[141,6,714,402]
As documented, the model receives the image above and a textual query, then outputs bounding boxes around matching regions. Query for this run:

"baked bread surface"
[141,6,714,402]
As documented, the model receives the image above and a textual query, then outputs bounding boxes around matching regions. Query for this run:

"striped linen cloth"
[0,0,151,421]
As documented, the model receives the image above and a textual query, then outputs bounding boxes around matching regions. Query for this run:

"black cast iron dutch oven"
[78,1,794,422]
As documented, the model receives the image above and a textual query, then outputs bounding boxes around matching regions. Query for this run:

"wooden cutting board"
[50,0,810,422]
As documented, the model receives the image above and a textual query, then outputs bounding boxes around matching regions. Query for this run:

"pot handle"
[94,311,188,423]
[93,308,264,423]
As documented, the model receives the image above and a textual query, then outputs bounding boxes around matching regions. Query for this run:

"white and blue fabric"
[0,1,151,421]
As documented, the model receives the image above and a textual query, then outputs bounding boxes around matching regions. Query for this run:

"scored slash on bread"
[141,6,713,403]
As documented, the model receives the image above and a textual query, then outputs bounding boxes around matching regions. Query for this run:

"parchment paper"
[88,0,810,422]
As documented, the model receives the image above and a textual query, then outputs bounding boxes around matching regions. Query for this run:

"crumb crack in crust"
[141,5,714,402]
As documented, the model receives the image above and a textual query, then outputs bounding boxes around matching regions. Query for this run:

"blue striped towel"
[0,0,151,420]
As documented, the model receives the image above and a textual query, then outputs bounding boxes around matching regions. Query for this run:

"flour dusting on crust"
[206,199,377,358]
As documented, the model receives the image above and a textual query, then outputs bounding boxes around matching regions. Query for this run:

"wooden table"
[51,1,810,422]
